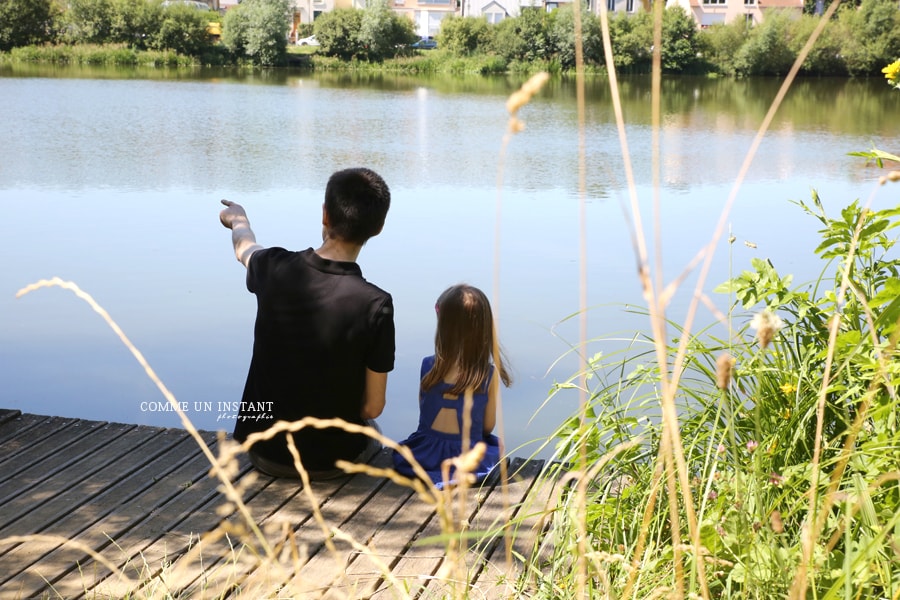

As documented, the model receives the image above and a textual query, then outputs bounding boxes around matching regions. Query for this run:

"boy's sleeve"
[367,295,395,373]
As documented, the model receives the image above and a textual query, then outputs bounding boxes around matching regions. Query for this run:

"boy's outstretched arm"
[220,199,263,268]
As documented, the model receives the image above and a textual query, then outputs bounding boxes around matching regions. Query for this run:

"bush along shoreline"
[2,0,898,75]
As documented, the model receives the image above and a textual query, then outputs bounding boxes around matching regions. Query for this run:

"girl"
[392,284,512,489]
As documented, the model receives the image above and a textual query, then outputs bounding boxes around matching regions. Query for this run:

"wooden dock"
[0,409,554,600]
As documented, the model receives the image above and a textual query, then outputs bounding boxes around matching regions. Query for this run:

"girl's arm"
[483,371,499,434]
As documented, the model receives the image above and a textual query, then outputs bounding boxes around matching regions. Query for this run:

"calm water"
[2,64,899,458]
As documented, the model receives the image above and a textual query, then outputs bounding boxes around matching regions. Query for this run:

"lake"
[2,64,899,459]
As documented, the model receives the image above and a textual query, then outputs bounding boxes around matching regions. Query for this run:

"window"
[607,0,615,11]
[744,0,756,5]
[701,0,726,5]
[485,10,505,23]
[626,0,634,11]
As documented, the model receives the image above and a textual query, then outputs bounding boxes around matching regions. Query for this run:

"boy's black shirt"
[233,247,395,470]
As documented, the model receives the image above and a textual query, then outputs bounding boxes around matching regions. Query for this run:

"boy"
[219,167,394,478]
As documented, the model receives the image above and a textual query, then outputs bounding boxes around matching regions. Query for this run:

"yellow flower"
[780,383,796,395]
[883,59,900,84]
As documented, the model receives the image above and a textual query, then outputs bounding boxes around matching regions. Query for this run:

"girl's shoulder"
[420,355,436,378]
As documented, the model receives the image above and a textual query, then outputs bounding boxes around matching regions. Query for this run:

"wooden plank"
[285,451,416,598]
[229,451,396,598]
[0,414,547,600]
[317,478,417,600]
[408,459,544,600]
[0,414,81,480]
[83,454,267,599]
[0,422,156,536]
[0,409,22,428]
[0,419,127,507]
[478,461,560,599]
[0,429,214,599]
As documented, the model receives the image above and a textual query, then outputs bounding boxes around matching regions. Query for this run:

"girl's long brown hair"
[421,284,512,395]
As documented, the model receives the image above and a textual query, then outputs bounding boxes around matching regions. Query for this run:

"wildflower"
[746,440,758,453]
[779,382,796,395]
[715,353,735,390]
[883,59,900,88]
[750,310,785,349]
[708,490,718,501]
[717,443,726,454]
[768,472,784,486]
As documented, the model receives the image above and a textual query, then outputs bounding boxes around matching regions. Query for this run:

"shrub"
[547,5,603,69]
[837,0,900,76]
[313,8,364,60]
[437,15,494,57]
[358,0,417,61]
[150,3,213,56]
[608,11,652,72]
[733,10,796,76]
[662,6,702,73]
[222,0,291,66]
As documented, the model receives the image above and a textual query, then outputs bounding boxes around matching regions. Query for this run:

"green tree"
[547,4,602,68]
[222,0,291,66]
[151,2,213,56]
[63,0,116,44]
[698,19,749,76]
[358,0,416,60]
[490,8,551,62]
[608,11,652,72]
[733,9,795,75]
[661,6,701,72]
[837,0,900,75]
[107,0,162,48]
[792,13,845,75]
[437,15,493,56]
[0,0,58,51]
[313,8,364,60]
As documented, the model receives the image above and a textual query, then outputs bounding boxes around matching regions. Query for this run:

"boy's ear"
[321,205,329,227]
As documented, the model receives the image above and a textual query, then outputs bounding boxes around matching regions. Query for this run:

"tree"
[608,11,652,72]
[62,0,116,44]
[313,8,364,60]
[437,15,493,56]
[151,2,213,56]
[547,5,602,68]
[661,6,701,72]
[222,0,291,66]
[733,9,796,75]
[358,0,416,60]
[837,0,900,75]
[0,0,58,51]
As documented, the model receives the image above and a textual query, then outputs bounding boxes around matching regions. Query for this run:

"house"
[663,0,804,26]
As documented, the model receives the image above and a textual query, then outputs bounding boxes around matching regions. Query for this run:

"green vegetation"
[524,192,900,598]
[2,0,900,74]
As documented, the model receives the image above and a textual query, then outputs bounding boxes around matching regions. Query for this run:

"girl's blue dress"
[392,355,501,489]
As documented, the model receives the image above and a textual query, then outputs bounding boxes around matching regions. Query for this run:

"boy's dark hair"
[324,168,391,245]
